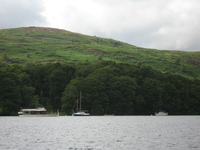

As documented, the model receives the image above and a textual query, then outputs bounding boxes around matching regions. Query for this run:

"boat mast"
[80,91,82,111]
[76,99,78,112]
[158,93,162,111]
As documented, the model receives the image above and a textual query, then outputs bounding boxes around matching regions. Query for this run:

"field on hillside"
[0,27,200,79]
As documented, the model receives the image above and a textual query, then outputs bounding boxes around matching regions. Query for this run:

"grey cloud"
[91,0,200,51]
[0,0,46,29]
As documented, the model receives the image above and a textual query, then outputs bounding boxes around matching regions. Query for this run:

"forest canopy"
[0,61,200,116]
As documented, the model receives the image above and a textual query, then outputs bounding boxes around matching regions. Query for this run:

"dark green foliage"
[0,71,21,115]
[0,61,200,115]
[61,61,200,115]
[0,60,200,116]
[49,69,67,110]
[0,63,76,115]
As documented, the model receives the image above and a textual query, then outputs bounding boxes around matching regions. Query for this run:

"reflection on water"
[0,116,200,150]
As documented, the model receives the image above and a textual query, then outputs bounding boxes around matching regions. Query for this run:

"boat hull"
[104,114,114,116]
[72,114,90,116]
[155,112,168,116]
[72,111,90,116]
[19,113,59,117]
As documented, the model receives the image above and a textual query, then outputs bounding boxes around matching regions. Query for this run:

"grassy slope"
[0,27,200,79]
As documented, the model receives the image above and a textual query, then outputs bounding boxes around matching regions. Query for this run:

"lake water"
[0,116,200,150]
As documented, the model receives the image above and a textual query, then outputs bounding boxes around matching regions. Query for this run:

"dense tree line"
[0,61,200,116]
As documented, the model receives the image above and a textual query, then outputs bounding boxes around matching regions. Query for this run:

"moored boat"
[72,111,90,116]
[155,94,168,116]
[18,107,59,117]
[155,111,168,116]
[72,92,90,116]
[104,114,114,116]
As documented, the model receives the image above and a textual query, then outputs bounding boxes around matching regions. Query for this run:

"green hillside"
[0,27,200,79]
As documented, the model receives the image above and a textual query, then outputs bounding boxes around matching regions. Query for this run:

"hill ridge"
[0,27,200,79]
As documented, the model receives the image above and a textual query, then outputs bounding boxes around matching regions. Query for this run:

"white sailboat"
[155,111,168,116]
[155,94,168,116]
[72,92,90,116]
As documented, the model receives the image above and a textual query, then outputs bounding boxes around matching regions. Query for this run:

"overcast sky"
[1,0,200,51]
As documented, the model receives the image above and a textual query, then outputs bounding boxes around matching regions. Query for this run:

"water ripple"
[0,116,200,150]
